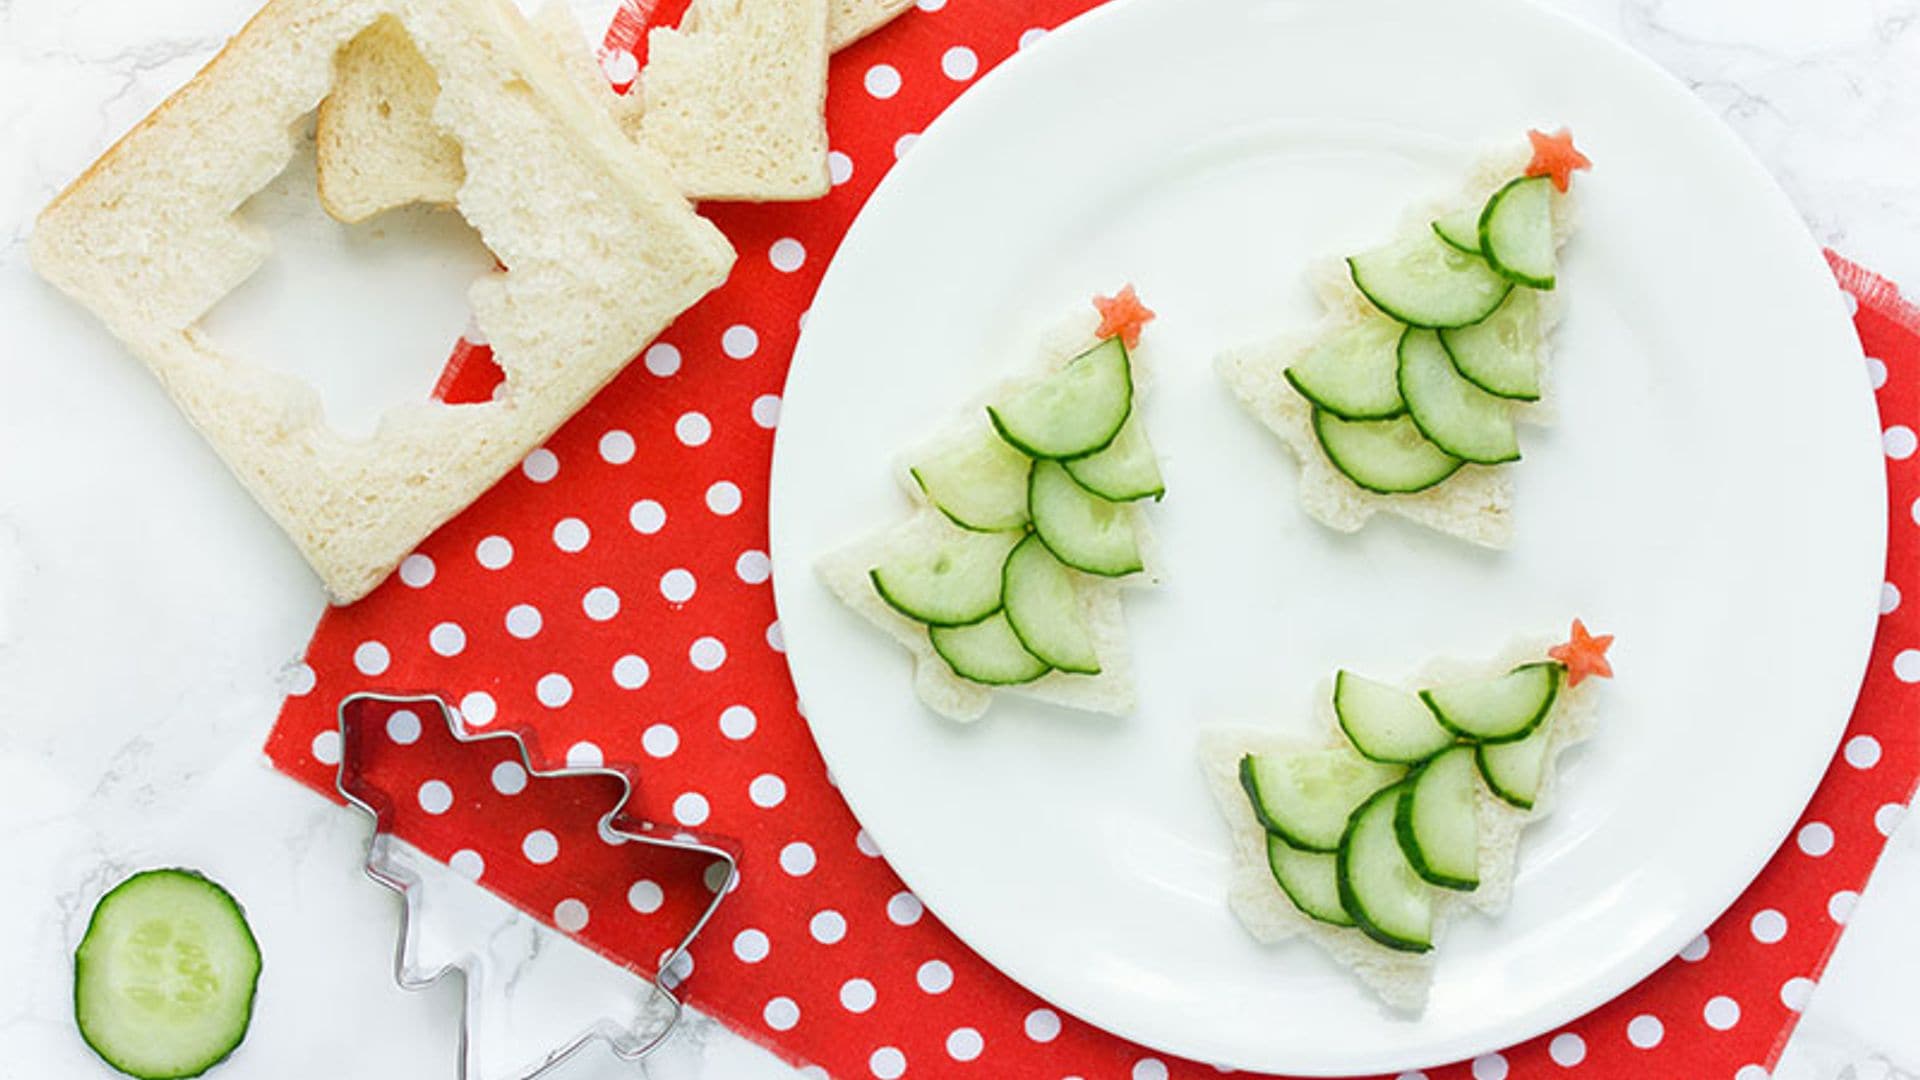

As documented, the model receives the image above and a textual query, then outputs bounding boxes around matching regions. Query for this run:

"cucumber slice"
[1476,717,1555,809]
[1431,207,1483,255]
[1239,749,1405,854]
[1480,175,1557,290]
[910,431,1033,532]
[1312,409,1463,495]
[1001,534,1100,674]
[1265,834,1355,927]
[1282,315,1406,421]
[1439,288,1542,401]
[75,869,262,1080]
[1062,414,1164,502]
[869,529,1021,627]
[929,612,1050,686]
[1335,671,1455,764]
[1421,662,1563,743]
[1348,230,1513,329]
[1029,460,1143,577]
[1393,746,1480,890]
[988,338,1134,459]
[1397,328,1521,465]
[1336,785,1433,952]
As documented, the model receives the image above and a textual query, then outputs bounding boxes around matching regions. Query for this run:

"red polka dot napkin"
[266,3,1920,1076]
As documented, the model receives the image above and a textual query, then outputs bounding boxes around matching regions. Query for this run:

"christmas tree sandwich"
[1198,621,1614,1010]
[817,288,1165,721]
[1218,130,1592,547]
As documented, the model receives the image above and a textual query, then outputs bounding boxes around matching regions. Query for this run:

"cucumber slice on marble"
[1432,207,1484,255]
[1001,534,1100,674]
[1335,671,1455,764]
[1239,749,1405,854]
[929,612,1050,686]
[1439,288,1543,401]
[1421,662,1563,743]
[988,338,1133,459]
[1480,175,1558,290]
[869,529,1021,627]
[1312,409,1463,495]
[1393,746,1481,891]
[1283,315,1407,421]
[1265,835,1355,927]
[1029,460,1143,577]
[1063,414,1164,502]
[1477,716,1557,809]
[1348,230,1513,329]
[910,431,1033,532]
[1398,328,1521,465]
[1337,784,1434,952]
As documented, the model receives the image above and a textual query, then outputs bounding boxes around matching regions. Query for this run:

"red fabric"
[266,3,1920,1075]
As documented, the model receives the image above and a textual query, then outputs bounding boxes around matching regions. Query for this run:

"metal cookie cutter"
[333,691,737,1080]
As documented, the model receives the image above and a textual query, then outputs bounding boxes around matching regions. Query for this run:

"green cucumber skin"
[1310,411,1465,496]
[1396,328,1522,466]
[1237,755,1336,855]
[1264,836,1357,928]
[1060,417,1166,502]
[866,568,997,630]
[1479,176,1557,291]
[1346,246,1514,331]
[999,535,1101,676]
[1335,785,1433,954]
[1438,289,1544,403]
[1421,662,1564,744]
[928,614,1051,687]
[1431,215,1483,256]
[985,340,1135,460]
[1283,367,1406,423]
[1027,461,1144,578]
[1476,743,1539,810]
[1333,670,1457,765]
[1393,752,1481,892]
[910,465,1031,534]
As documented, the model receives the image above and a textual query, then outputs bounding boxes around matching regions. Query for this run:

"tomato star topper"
[1093,284,1156,350]
[1525,128,1591,193]
[1549,619,1614,687]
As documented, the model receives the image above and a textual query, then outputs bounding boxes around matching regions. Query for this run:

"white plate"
[767,0,1885,1071]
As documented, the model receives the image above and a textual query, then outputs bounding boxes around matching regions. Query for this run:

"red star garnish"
[1092,285,1155,350]
[1548,619,1614,687]
[1525,128,1592,193]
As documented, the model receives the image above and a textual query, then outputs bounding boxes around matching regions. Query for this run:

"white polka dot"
[733,928,770,963]
[763,996,799,1031]
[1133,1060,1169,1080]
[627,879,664,914]
[629,499,666,534]
[1868,356,1889,388]
[751,394,781,429]
[1735,1067,1770,1080]
[658,950,693,988]
[894,133,919,159]
[946,1027,983,1061]
[749,774,786,808]
[552,518,590,553]
[1846,734,1883,768]
[287,663,316,696]
[448,849,484,880]
[778,841,816,876]
[940,45,978,80]
[886,892,924,926]
[691,637,726,671]
[766,237,807,273]
[566,742,603,769]
[1884,582,1902,614]
[645,342,682,377]
[676,412,711,446]
[522,448,559,483]
[660,569,697,603]
[1781,975,1816,1011]
[1798,821,1834,856]
[385,709,421,745]
[599,430,635,464]
[839,977,876,1013]
[915,0,943,9]
[354,641,390,676]
[1469,1054,1507,1080]
[1887,426,1917,459]
[672,792,709,826]
[536,673,573,708]
[856,829,881,857]
[398,553,435,588]
[864,63,901,99]
[1704,995,1740,1030]
[1024,1007,1060,1041]
[582,586,620,622]
[718,705,756,740]
[1547,1033,1585,1066]
[1678,932,1710,962]
[505,603,543,639]
[310,729,341,766]
[1626,1013,1663,1048]
[766,620,786,653]
[1878,801,1908,836]
[492,762,531,799]
[810,909,846,944]
[1751,909,1788,943]
[828,151,853,186]
[600,48,638,84]
[722,554,769,590]
[869,1047,905,1080]
[703,860,736,894]
[429,622,466,657]
[553,898,589,933]
[642,724,679,758]
[476,535,513,570]
[1018,26,1047,48]
[1829,889,1859,923]
[706,481,743,515]
[612,654,650,689]
[458,691,496,727]
[522,829,559,864]
[722,325,759,360]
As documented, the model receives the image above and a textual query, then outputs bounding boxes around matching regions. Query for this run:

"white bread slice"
[1196,636,1601,1011]
[827,0,914,48]
[632,0,831,201]
[31,0,735,603]
[816,313,1162,722]
[1217,146,1576,548]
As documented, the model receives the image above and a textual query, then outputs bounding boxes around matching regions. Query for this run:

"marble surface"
[1,0,1917,1077]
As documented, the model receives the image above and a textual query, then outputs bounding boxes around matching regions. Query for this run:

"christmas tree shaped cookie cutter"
[332,690,737,1079]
